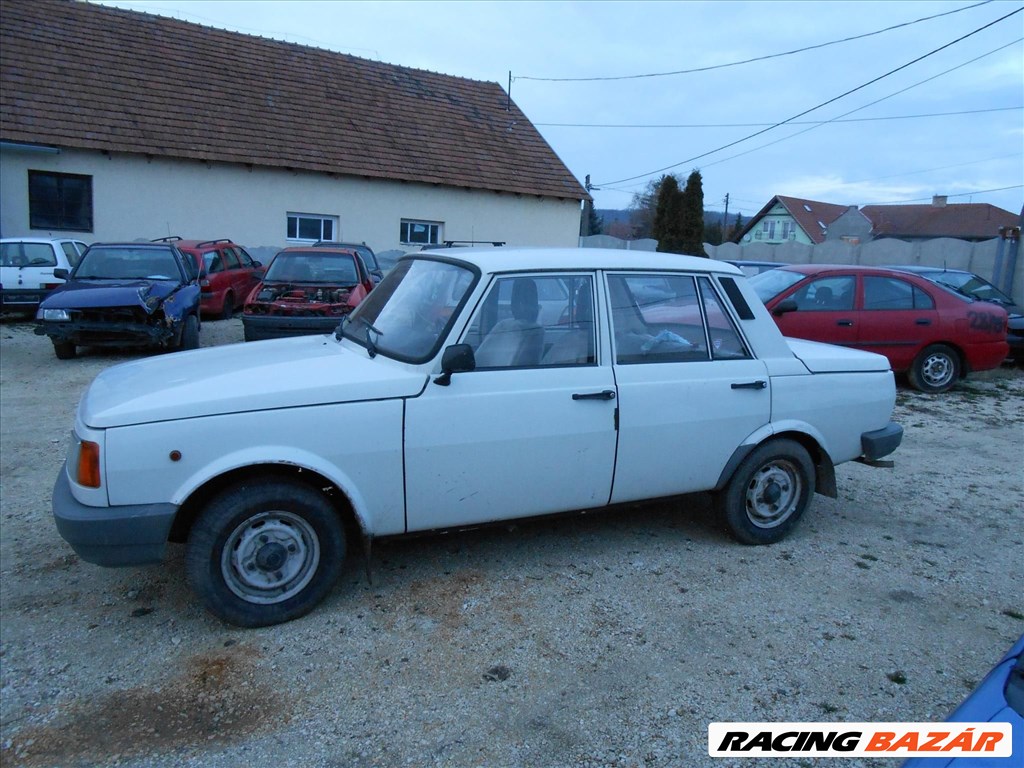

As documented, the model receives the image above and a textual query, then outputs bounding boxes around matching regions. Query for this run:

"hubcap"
[744,460,802,528]
[221,511,320,604]
[922,353,954,388]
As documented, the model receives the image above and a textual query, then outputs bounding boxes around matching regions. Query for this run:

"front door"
[404,273,617,531]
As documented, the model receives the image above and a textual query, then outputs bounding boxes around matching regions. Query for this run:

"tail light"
[77,440,101,488]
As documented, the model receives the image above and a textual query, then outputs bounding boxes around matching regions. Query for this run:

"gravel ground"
[1,314,1022,768]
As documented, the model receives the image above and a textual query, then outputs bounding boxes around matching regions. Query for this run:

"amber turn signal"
[77,440,101,488]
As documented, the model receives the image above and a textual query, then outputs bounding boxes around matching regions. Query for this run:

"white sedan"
[53,248,902,626]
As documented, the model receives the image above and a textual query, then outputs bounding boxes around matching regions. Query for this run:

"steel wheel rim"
[221,511,320,604]
[744,459,802,528]
[922,352,954,389]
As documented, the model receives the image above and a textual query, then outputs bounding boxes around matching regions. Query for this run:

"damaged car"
[34,242,201,359]
[242,245,374,342]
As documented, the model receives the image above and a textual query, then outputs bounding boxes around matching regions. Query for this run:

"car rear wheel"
[53,341,76,360]
[908,344,959,393]
[715,439,815,545]
[185,479,346,627]
[220,292,234,320]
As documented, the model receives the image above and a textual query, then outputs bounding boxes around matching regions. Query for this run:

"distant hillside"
[596,208,742,235]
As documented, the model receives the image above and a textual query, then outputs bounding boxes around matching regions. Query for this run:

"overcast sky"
[95,0,1023,219]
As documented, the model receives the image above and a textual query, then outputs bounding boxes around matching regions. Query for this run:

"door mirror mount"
[434,343,475,386]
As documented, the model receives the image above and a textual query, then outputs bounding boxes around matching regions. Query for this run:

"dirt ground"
[1,313,1022,768]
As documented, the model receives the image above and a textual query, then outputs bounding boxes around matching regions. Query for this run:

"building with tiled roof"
[0,0,586,253]
[734,196,849,245]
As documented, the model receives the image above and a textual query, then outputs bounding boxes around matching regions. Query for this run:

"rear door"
[855,274,938,370]
[607,273,771,502]
[0,241,60,306]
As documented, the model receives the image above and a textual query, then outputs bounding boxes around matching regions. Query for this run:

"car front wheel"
[53,341,76,360]
[185,479,346,627]
[715,439,815,545]
[179,314,200,350]
[907,344,959,393]
[220,292,234,320]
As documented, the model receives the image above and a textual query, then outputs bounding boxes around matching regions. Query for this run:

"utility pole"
[582,174,599,237]
[722,193,730,241]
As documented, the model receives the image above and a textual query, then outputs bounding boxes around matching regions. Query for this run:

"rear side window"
[203,251,223,273]
[698,278,751,360]
[608,274,709,364]
[863,276,934,310]
[61,242,82,267]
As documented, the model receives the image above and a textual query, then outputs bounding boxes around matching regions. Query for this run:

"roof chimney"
[932,195,947,207]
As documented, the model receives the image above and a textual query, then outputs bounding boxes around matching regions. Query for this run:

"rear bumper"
[52,464,176,566]
[963,339,1011,373]
[242,313,343,341]
[861,422,903,460]
[1,288,46,310]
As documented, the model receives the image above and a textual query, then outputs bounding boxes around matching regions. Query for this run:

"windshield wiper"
[336,315,383,358]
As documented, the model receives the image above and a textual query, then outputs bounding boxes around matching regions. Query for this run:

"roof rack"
[195,239,232,248]
[312,241,368,248]
[151,236,181,242]
[442,240,505,247]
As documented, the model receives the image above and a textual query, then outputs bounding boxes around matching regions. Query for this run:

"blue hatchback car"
[34,242,202,359]
[901,634,1024,767]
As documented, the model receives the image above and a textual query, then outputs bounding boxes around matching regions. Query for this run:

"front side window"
[287,213,336,242]
[342,257,477,363]
[400,219,442,246]
[462,274,595,369]
[608,273,710,364]
[789,275,856,311]
[28,171,93,232]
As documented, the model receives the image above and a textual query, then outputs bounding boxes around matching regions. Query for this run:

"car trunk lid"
[785,337,892,373]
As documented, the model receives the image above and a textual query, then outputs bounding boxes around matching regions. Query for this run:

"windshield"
[748,269,804,303]
[342,258,477,363]
[264,252,359,285]
[73,247,181,280]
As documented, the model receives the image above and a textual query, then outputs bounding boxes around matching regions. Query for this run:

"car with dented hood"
[52,248,903,627]
[34,242,202,359]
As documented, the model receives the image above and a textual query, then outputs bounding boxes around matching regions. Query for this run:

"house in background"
[737,194,1017,246]
[734,196,849,245]
[0,0,586,257]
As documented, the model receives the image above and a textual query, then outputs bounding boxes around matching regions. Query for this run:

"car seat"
[474,278,544,367]
[541,284,595,365]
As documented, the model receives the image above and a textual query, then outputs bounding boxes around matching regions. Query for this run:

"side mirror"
[434,343,475,386]
[773,299,798,316]
[53,268,70,280]
[252,261,262,268]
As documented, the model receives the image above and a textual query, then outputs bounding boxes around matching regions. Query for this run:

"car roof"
[172,239,237,250]
[86,242,178,250]
[402,247,744,276]
[278,246,357,256]
[886,264,969,275]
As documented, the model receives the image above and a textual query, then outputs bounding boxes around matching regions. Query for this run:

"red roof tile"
[0,0,587,201]
[859,202,1018,240]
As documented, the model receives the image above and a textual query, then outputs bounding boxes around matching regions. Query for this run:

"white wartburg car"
[54,249,902,626]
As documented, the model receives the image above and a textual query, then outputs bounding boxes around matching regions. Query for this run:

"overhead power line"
[535,105,1021,129]
[593,7,1024,188]
[866,185,1023,205]
[517,1,993,82]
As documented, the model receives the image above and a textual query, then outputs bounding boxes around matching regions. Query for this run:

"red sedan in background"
[750,265,1008,393]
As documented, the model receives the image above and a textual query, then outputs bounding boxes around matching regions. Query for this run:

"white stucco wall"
[0,146,583,258]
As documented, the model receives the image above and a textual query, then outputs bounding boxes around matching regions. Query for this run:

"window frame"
[400,219,443,246]
[287,212,337,243]
[28,170,93,232]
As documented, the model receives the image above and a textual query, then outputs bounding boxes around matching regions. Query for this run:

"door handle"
[731,381,767,390]
[572,390,616,401]
[836,319,853,327]
[915,318,931,326]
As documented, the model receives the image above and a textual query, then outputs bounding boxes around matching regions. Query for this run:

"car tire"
[715,438,815,545]
[220,292,234,321]
[907,344,959,393]
[179,314,200,350]
[185,479,346,627]
[53,341,76,360]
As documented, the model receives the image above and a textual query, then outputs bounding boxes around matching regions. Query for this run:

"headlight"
[42,309,71,321]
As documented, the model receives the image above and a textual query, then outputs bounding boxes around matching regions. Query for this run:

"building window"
[28,171,93,231]
[400,219,442,245]
[287,213,336,242]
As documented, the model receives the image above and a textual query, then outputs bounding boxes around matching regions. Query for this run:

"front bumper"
[242,313,343,341]
[52,464,177,566]
[35,319,176,347]
[861,421,903,460]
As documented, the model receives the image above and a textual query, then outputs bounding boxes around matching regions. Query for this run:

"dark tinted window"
[28,171,93,232]
[864,276,934,310]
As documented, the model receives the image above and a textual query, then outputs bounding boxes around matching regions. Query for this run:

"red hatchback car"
[750,265,1009,393]
[160,238,263,319]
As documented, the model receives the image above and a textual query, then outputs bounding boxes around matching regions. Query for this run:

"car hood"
[80,336,428,428]
[785,337,892,373]
[41,279,180,310]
